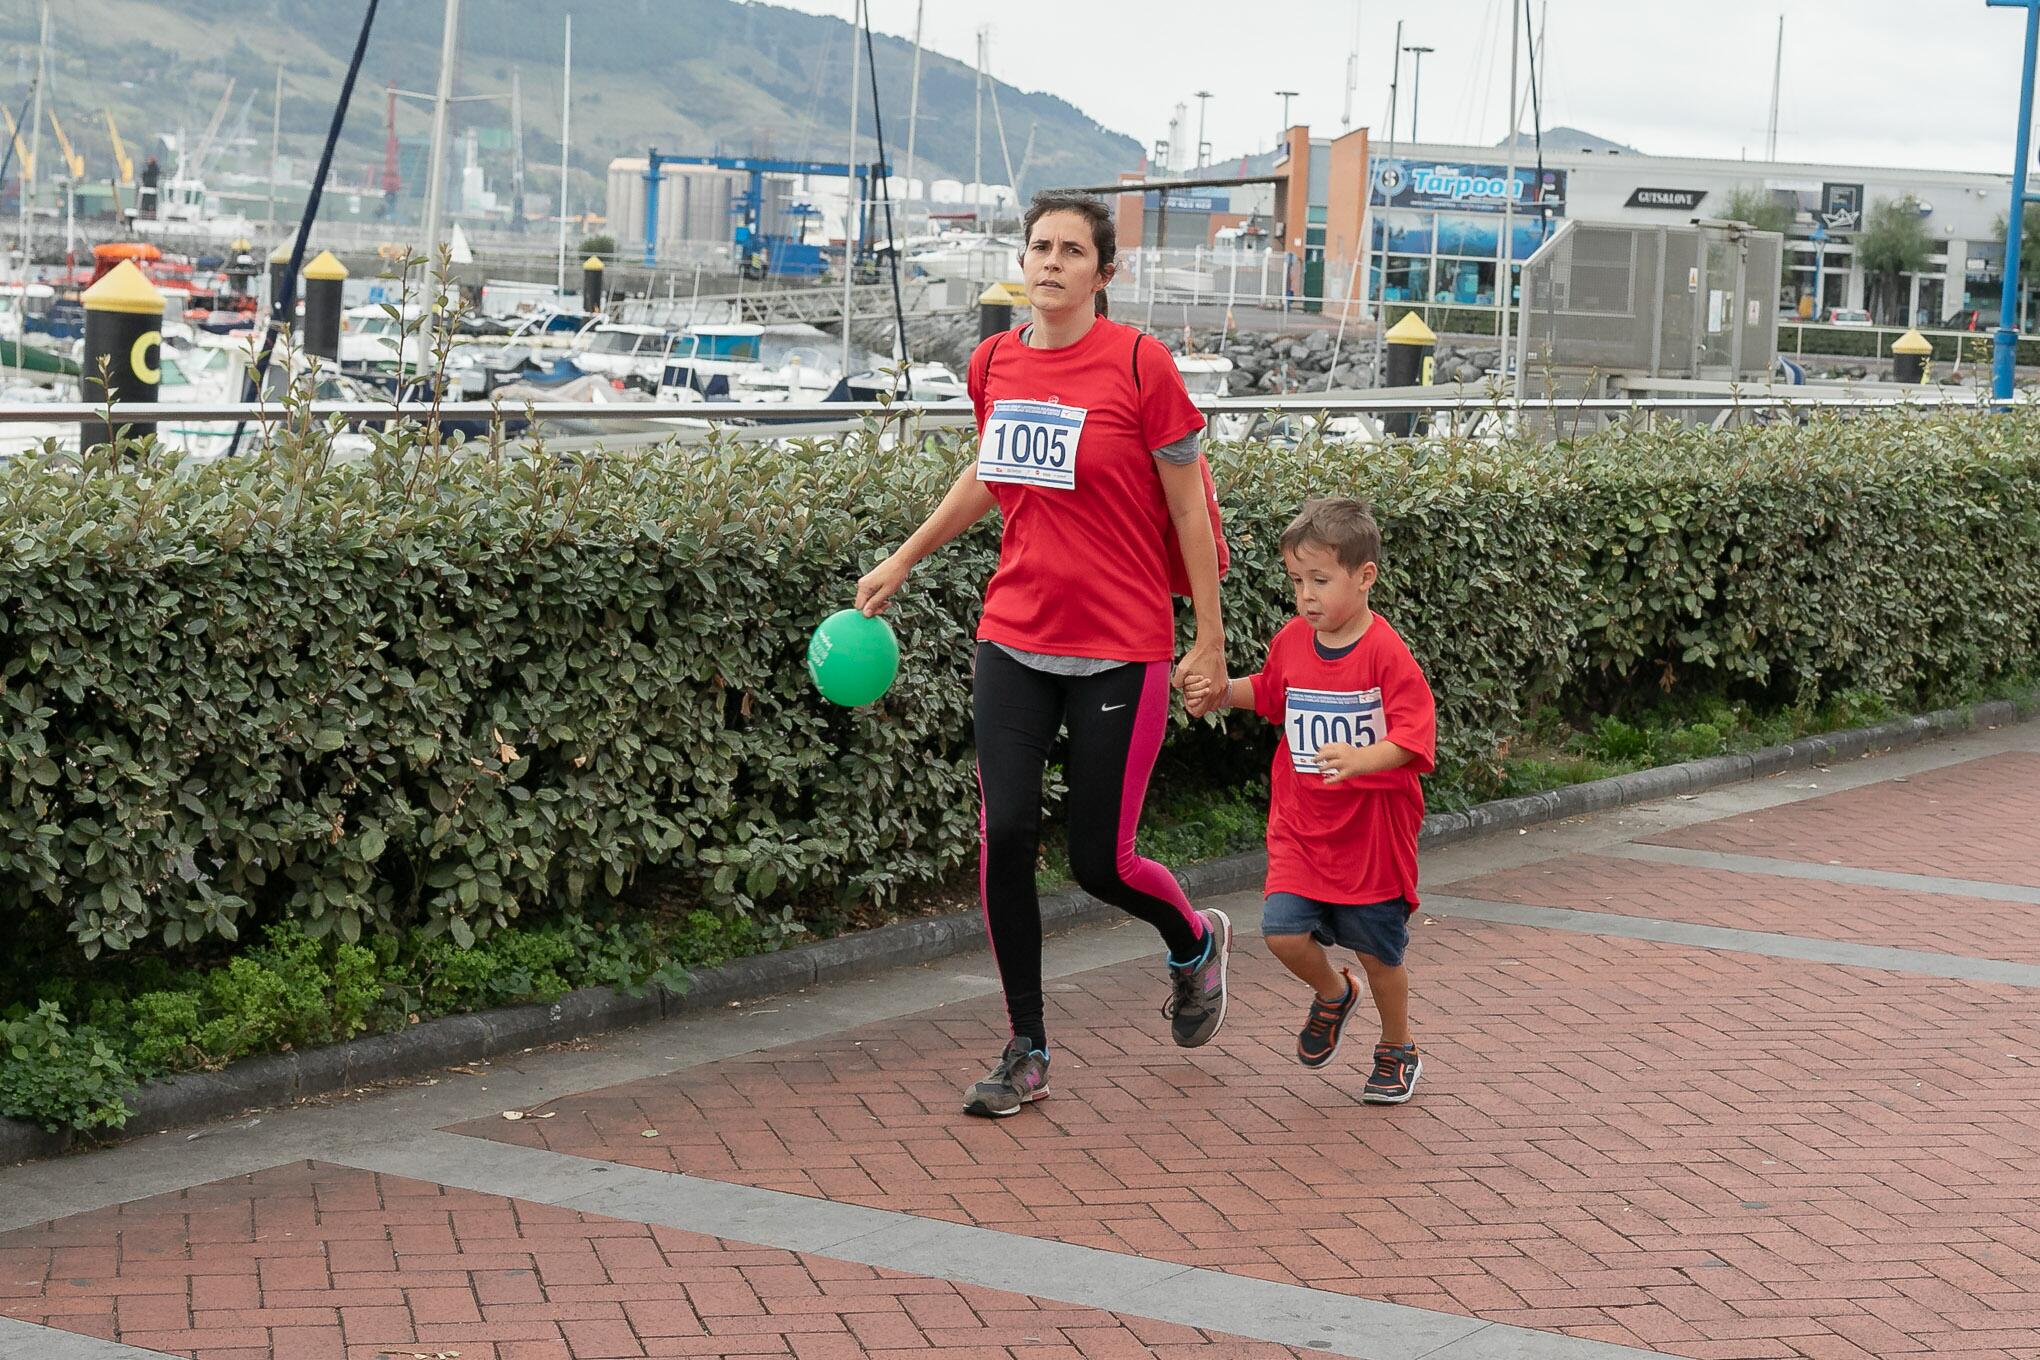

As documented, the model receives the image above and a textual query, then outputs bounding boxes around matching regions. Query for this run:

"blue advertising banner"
[1143,191,1230,213]
[1373,159,1567,215]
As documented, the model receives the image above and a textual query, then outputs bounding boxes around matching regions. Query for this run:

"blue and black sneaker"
[1362,1042,1422,1104]
[1162,908,1232,1048]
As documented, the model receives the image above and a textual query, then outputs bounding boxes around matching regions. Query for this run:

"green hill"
[0,0,1140,218]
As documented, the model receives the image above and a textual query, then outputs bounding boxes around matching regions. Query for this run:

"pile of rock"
[845,313,1512,391]
[1190,328,1504,392]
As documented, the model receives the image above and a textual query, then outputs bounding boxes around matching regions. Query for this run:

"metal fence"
[1516,221,1783,387]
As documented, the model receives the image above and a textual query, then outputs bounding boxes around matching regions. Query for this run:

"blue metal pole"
[643,147,662,269]
[1989,0,2040,402]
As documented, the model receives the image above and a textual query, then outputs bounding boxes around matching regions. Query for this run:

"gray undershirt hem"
[992,644,1129,676]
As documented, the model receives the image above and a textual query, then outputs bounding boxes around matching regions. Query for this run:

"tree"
[1721,187,1794,236]
[577,235,616,260]
[1722,188,1795,296]
[1855,196,1934,325]
[1991,207,2040,327]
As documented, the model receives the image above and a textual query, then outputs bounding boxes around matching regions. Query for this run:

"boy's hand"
[1316,741,1366,784]
[1173,639,1227,718]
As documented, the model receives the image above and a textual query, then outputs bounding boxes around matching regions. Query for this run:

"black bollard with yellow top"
[582,255,605,313]
[80,259,164,451]
[978,281,1029,341]
[302,250,349,362]
[225,237,256,298]
[268,242,294,314]
[1892,328,1932,385]
[1382,311,1438,436]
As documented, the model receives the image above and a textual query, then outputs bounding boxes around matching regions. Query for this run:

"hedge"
[3,407,2039,960]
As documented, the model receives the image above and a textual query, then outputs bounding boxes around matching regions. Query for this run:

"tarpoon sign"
[1374,160,1567,215]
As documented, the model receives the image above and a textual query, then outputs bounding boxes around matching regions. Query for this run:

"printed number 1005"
[993,423,1070,468]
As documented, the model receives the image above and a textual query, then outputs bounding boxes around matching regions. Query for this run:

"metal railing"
[0,388,2016,428]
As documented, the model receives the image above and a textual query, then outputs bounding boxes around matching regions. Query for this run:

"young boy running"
[1183,498,1436,1102]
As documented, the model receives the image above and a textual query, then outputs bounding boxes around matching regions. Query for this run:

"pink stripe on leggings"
[1117,661,1203,936]
[975,761,1000,974]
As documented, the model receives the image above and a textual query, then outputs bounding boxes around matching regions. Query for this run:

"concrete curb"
[3,696,2026,1165]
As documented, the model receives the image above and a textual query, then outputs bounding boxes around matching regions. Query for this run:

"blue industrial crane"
[641,148,890,276]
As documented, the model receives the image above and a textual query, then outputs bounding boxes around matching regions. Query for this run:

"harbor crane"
[104,109,134,184]
[46,107,83,180]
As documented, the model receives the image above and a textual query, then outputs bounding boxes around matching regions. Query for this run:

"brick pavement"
[1644,751,2040,887]
[448,915,2040,1360]
[8,744,2040,1360]
[1446,855,2040,964]
[0,1163,1335,1360]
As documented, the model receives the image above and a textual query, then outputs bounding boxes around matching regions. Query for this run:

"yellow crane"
[1,106,32,182]
[46,107,83,180]
[104,108,133,185]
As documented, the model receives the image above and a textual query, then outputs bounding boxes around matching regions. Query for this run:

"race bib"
[977,399,1086,491]
[1283,686,1383,773]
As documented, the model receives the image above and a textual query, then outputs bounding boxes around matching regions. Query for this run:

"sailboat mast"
[510,66,524,228]
[26,0,48,268]
[556,14,571,297]
[422,0,461,259]
[973,28,984,229]
[841,0,861,380]
[903,0,923,235]
[265,66,285,235]
[1766,16,1784,161]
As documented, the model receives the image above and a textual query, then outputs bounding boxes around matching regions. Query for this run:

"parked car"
[1824,307,1873,327]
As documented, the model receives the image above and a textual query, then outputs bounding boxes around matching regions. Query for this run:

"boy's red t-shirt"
[966,317,1205,662]
[1248,614,1437,908]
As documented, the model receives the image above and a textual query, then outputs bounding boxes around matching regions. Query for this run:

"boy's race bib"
[977,399,1086,491]
[1283,685,1383,773]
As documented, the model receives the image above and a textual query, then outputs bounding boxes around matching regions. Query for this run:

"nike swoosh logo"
[1101,703,1128,712]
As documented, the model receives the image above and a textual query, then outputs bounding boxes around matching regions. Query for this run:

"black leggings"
[973,642,1207,1048]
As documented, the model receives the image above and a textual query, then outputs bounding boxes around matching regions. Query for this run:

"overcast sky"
[757,0,2031,177]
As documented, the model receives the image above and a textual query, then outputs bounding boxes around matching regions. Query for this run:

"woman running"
[855,190,1232,1118]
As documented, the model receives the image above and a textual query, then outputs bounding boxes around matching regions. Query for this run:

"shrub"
[0,1003,134,1132]
[1,407,2037,961]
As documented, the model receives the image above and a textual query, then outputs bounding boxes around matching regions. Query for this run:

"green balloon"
[808,609,900,707]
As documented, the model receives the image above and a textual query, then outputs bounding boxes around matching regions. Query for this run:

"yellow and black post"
[979,281,1026,341]
[1892,328,1932,385]
[582,254,605,313]
[225,237,255,298]
[268,242,294,313]
[1383,311,1437,436]
[303,250,349,362]
[80,259,164,451]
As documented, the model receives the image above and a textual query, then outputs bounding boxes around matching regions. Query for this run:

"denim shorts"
[1262,892,1412,966]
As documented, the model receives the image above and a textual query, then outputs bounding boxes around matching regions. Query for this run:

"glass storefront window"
[1385,220,1433,255]
[1370,255,1431,303]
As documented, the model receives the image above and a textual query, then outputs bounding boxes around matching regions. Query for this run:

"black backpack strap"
[981,328,1010,388]
[1130,329,1143,393]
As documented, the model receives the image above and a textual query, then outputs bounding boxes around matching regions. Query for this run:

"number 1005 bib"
[978,399,1087,491]
[1284,686,1383,772]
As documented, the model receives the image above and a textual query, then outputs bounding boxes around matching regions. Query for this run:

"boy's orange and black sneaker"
[1362,1041,1422,1103]
[1297,969,1359,1068]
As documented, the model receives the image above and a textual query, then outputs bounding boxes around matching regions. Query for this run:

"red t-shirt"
[967,317,1205,662]
[1248,614,1437,907]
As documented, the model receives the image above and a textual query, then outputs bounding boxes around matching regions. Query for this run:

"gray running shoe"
[1161,908,1232,1047]
[963,1036,1051,1117]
